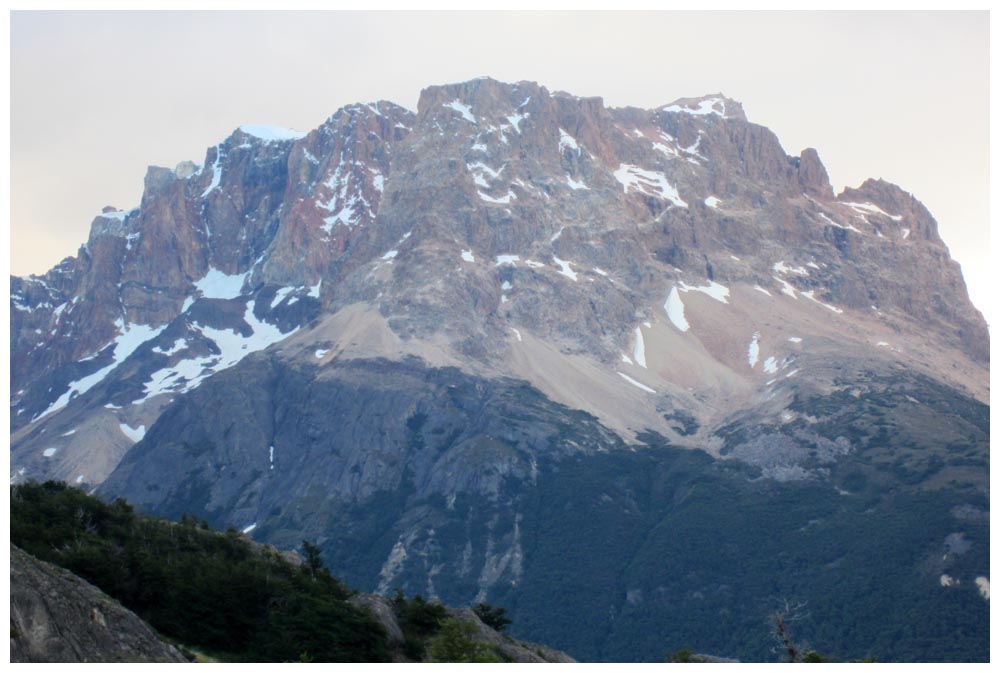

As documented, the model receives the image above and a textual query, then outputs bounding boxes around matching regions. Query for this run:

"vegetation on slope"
[11,481,390,662]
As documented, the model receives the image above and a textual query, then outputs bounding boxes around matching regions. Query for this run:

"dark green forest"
[10,481,505,662]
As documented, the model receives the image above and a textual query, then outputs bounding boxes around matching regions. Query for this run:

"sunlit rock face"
[10,78,989,663]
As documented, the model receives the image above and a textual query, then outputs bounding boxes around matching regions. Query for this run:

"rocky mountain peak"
[659,93,747,121]
[9,77,990,663]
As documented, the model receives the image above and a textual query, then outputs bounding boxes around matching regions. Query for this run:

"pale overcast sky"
[9,11,991,322]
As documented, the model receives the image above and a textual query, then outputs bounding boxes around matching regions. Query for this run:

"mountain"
[10,77,989,662]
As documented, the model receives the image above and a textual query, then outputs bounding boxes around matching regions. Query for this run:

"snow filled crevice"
[35,320,168,420]
[618,372,656,394]
[633,327,648,368]
[136,301,299,403]
[664,287,690,332]
[678,280,729,303]
[748,332,761,368]
[193,267,250,299]
[613,164,687,207]
[558,129,581,154]
[200,145,224,198]
[444,99,476,123]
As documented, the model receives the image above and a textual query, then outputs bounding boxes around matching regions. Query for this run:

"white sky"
[9,10,992,324]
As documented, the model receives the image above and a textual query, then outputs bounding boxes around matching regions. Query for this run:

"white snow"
[495,255,520,266]
[524,259,545,268]
[704,196,721,208]
[201,145,223,198]
[42,448,58,458]
[876,341,890,347]
[682,135,707,161]
[269,445,275,469]
[621,353,634,365]
[137,301,298,402]
[238,124,307,142]
[976,577,990,600]
[552,257,578,281]
[308,280,322,298]
[678,280,729,303]
[787,337,802,343]
[748,333,760,368]
[753,285,773,297]
[314,349,329,359]
[506,113,528,132]
[152,338,189,356]
[444,99,476,123]
[840,201,902,221]
[501,281,512,290]
[558,129,580,153]
[270,287,295,309]
[550,227,565,243]
[61,429,76,437]
[478,190,515,204]
[36,320,167,420]
[97,210,128,222]
[901,228,911,239]
[467,161,503,179]
[242,523,258,534]
[773,276,799,299]
[75,475,85,484]
[633,327,647,368]
[566,175,589,191]
[772,261,809,276]
[461,249,475,263]
[194,268,249,299]
[593,267,608,276]
[181,296,195,313]
[818,211,861,233]
[801,290,844,314]
[119,423,146,443]
[618,372,656,394]
[510,327,522,342]
[613,164,687,207]
[763,357,778,374]
[382,250,398,260]
[651,142,679,159]
[500,294,509,304]
[664,287,690,332]
[471,142,488,153]
[661,98,728,117]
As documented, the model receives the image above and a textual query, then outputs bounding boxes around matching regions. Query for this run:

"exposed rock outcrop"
[10,545,187,663]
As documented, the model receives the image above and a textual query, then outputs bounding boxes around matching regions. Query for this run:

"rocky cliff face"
[10,78,990,662]
[10,545,187,663]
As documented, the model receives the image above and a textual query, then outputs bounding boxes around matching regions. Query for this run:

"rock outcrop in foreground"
[10,544,187,663]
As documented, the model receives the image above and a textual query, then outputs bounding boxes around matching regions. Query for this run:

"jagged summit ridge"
[8,76,990,664]
[10,76,987,487]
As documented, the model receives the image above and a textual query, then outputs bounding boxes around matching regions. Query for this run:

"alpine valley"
[10,78,989,662]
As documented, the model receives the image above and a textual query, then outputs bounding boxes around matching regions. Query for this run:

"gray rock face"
[11,77,987,488]
[10,544,187,663]
[8,77,990,663]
